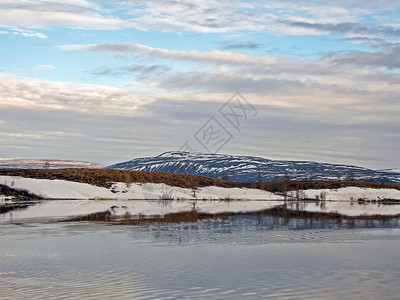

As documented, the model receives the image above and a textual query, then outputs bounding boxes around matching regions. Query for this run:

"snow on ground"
[288,187,400,201]
[0,176,133,199]
[196,186,279,200]
[2,175,399,202]
[0,176,282,200]
[2,175,400,222]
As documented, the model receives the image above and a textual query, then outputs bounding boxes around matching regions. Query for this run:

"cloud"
[219,41,261,50]
[1,1,399,169]
[58,42,400,118]
[0,0,269,32]
[316,0,400,7]
[59,42,276,66]
[144,72,304,94]
[0,74,154,116]
[143,71,400,123]
[0,0,134,30]
[0,9,130,30]
[111,0,376,34]
[112,0,271,33]
[93,64,171,77]
[278,20,400,37]
[1,94,399,168]
[338,36,397,48]
[264,2,368,23]
[332,46,400,69]
[0,0,101,12]
[38,64,57,70]
[58,41,400,89]
[0,0,397,39]
[0,25,48,39]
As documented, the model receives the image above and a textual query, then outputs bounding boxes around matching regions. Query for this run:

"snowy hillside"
[0,159,104,169]
[380,169,400,174]
[108,152,400,184]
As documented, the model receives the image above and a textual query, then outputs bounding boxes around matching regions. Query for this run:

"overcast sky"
[0,0,399,169]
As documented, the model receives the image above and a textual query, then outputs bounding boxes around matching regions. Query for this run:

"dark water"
[1,216,400,299]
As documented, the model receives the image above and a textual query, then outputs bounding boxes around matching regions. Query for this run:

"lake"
[1,204,400,299]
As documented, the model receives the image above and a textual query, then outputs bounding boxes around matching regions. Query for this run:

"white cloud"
[0,0,131,30]
[58,41,400,126]
[316,0,400,7]
[0,74,154,116]
[0,0,397,39]
[0,9,130,30]
[331,46,400,69]
[0,25,48,39]
[114,0,271,33]
[37,65,57,70]
[59,42,276,66]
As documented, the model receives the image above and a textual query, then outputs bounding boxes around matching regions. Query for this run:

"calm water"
[2,215,400,299]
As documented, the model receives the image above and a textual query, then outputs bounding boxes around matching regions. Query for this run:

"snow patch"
[0,176,283,200]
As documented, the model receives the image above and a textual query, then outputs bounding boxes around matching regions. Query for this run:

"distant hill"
[108,151,400,184]
[379,169,400,174]
[0,159,104,169]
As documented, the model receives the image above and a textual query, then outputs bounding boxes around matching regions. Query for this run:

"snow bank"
[2,175,400,222]
[289,187,400,201]
[0,176,282,200]
[1,176,399,202]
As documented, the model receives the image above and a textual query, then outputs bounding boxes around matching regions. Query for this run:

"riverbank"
[2,169,400,223]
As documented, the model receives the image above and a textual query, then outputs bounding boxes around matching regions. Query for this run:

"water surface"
[1,215,400,299]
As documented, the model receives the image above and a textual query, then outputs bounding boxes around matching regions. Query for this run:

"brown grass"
[0,169,398,193]
[0,168,234,189]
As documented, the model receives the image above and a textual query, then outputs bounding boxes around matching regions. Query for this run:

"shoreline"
[3,199,400,224]
[2,171,400,224]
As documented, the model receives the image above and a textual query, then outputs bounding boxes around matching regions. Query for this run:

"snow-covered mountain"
[379,169,400,174]
[108,152,400,184]
[0,159,104,169]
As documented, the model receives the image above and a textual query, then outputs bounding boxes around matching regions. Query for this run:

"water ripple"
[2,218,400,299]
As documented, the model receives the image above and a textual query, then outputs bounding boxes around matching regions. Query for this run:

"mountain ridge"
[108,151,400,184]
[0,159,105,170]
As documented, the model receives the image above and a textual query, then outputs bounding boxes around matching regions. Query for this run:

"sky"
[0,0,399,169]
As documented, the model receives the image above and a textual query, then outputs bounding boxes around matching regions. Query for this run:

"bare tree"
[192,188,197,199]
